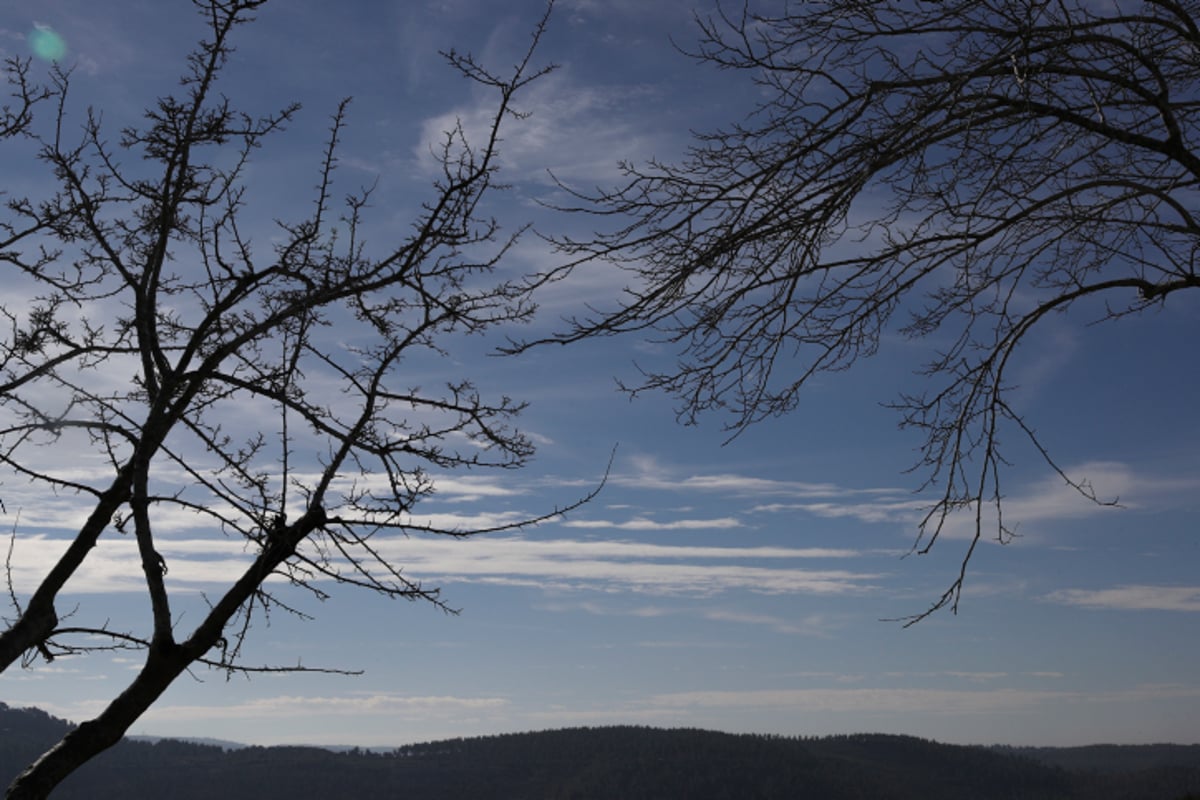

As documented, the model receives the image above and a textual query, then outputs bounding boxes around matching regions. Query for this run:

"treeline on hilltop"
[1,704,1198,799]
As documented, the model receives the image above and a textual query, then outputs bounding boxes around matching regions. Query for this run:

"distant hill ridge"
[2,703,1198,799]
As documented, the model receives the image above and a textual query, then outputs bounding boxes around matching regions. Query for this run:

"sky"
[0,0,1198,750]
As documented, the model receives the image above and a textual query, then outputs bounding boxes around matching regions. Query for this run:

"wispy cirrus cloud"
[703,610,836,636]
[562,516,741,531]
[536,599,843,636]
[742,461,1200,543]
[1045,585,1200,612]
[8,533,875,598]
[968,461,1200,526]
[416,68,666,186]
[880,671,1011,683]
[753,498,928,524]
[423,475,529,502]
[615,455,870,498]
[403,537,879,597]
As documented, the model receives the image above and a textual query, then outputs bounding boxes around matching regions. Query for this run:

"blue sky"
[1,0,1198,749]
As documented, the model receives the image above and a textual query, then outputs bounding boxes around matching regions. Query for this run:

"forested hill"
[2,704,1198,799]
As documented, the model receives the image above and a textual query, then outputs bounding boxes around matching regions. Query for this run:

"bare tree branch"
[517,0,1200,620]
[0,1,582,796]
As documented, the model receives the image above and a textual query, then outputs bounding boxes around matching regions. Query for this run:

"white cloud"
[1045,585,1200,612]
[884,461,1200,544]
[882,671,1011,682]
[617,467,857,498]
[976,460,1200,529]
[768,498,928,524]
[7,532,873,597]
[1003,461,1135,519]
[536,599,675,618]
[415,68,666,185]
[562,516,741,530]
[426,476,528,502]
[942,671,1009,683]
[364,536,878,597]
[749,460,1199,532]
[703,610,835,636]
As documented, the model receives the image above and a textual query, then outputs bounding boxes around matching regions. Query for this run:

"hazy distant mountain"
[2,703,1198,799]
[127,734,247,751]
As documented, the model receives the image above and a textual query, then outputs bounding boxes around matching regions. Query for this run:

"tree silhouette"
[0,1,584,796]
[526,0,1200,620]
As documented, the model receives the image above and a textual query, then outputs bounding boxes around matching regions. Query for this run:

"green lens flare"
[29,26,67,62]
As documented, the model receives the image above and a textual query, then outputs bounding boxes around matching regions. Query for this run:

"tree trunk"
[0,472,131,674]
[5,642,192,799]
[4,510,323,798]
[0,604,56,674]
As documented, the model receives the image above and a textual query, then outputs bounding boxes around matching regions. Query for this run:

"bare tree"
[0,1,589,796]
[0,57,45,140]
[525,0,1200,619]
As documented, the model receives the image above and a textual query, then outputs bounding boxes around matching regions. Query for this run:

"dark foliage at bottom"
[2,704,1197,799]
